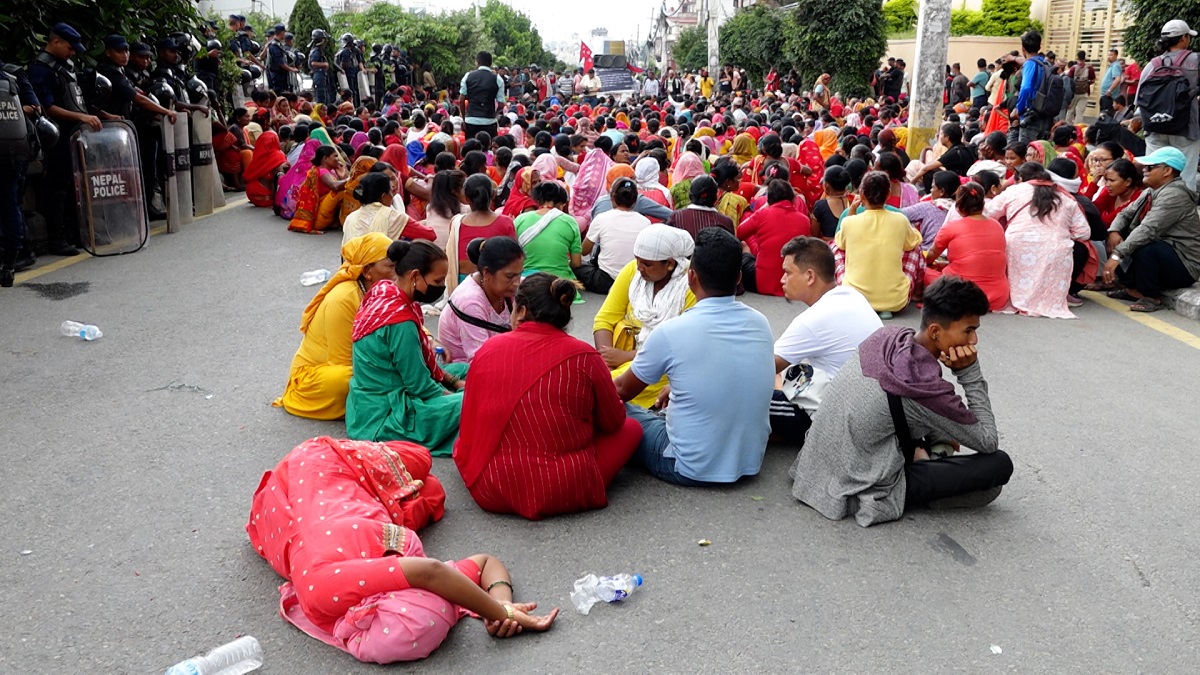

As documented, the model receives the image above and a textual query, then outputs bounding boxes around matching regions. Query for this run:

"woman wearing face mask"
[346,240,467,455]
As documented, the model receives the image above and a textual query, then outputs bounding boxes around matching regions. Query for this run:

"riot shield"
[191,110,214,216]
[337,70,349,94]
[160,118,180,232]
[173,113,193,225]
[357,69,371,102]
[71,120,149,256]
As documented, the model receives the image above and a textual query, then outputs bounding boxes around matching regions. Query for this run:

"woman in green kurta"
[346,240,469,455]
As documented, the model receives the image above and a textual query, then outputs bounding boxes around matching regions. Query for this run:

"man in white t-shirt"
[575,177,651,294]
[771,236,883,444]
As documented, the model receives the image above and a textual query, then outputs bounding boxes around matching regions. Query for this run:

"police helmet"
[186,76,209,104]
[383,43,393,53]
[240,69,253,85]
[149,79,176,107]
[285,32,294,41]
[206,39,221,52]
[247,64,262,79]
[249,40,261,53]
[341,33,354,43]
[34,115,60,149]
[311,29,328,42]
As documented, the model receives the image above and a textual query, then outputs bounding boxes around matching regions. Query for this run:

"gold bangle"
[502,603,515,620]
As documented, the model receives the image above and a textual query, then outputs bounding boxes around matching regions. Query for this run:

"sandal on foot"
[1130,297,1165,312]
[1106,288,1136,301]
[1084,281,1115,292]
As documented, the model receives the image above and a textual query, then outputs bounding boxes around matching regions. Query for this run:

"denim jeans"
[624,404,711,487]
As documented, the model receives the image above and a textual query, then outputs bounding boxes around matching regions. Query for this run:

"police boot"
[1,250,15,287]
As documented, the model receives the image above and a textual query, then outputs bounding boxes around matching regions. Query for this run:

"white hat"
[634,224,694,261]
[1161,19,1197,38]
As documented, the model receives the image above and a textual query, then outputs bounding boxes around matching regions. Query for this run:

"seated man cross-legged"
[771,236,882,445]
[615,228,776,486]
[790,276,1013,526]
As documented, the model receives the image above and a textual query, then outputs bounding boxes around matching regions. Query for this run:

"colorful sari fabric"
[569,146,615,231]
[814,128,838,160]
[339,157,379,226]
[502,167,539,218]
[277,139,321,219]
[289,165,343,234]
[247,436,470,664]
[347,281,468,454]
[245,131,288,208]
[671,152,706,186]
[730,133,755,167]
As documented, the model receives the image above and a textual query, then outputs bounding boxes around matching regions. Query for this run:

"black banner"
[597,67,635,93]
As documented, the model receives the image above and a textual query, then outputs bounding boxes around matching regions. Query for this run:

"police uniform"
[267,27,289,93]
[0,58,40,281]
[370,49,387,96]
[126,43,163,217]
[96,36,137,119]
[195,38,220,94]
[27,23,90,253]
[309,42,331,105]
[336,41,359,105]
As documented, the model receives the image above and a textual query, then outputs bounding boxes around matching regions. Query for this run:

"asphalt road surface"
[3,199,1199,673]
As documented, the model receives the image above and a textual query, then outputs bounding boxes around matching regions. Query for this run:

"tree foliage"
[0,0,201,66]
[673,26,709,72]
[331,4,482,86]
[289,0,330,48]
[478,0,546,68]
[1123,0,1200,63]
[788,0,887,97]
[719,4,786,85]
[882,0,919,34]
[950,0,1041,36]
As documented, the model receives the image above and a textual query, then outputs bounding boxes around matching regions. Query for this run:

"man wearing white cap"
[1135,20,1200,188]
[1103,146,1200,311]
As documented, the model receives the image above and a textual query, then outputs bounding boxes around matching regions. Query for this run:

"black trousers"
[464,121,498,140]
[1069,240,1090,295]
[769,391,811,446]
[1117,239,1197,297]
[573,259,614,295]
[38,144,79,247]
[905,450,1013,507]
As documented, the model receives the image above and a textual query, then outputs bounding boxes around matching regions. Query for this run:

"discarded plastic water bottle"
[60,320,102,341]
[165,635,263,675]
[300,269,332,286]
[570,573,643,615]
[434,346,447,365]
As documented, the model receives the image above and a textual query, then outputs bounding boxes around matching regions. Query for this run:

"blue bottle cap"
[633,574,643,586]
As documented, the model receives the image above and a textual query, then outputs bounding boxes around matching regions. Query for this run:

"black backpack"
[1030,58,1064,118]
[1137,51,1196,135]
[0,67,31,160]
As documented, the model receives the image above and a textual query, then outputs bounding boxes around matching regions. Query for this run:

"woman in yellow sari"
[592,225,696,408]
[274,233,396,419]
[730,132,756,168]
[288,146,349,234]
[338,156,379,226]
[814,128,838,161]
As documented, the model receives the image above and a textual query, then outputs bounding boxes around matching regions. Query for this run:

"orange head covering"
[814,128,838,160]
[605,164,635,190]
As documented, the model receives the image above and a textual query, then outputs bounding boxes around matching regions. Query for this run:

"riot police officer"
[370,44,387,98]
[284,33,303,93]
[0,58,44,284]
[27,23,100,256]
[126,42,166,219]
[308,29,332,105]
[335,34,360,106]
[153,38,209,116]
[266,24,296,94]
[196,21,222,96]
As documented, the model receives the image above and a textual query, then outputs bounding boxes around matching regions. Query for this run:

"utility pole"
[706,0,723,75]
[908,0,953,152]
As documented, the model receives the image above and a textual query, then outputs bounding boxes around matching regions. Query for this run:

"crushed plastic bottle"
[60,321,102,341]
[300,269,332,286]
[570,573,643,615]
[165,635,263,675]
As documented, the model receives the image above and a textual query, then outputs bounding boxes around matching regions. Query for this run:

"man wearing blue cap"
[1103,146,1200,311]
[1135,19,1200,189]
[95,35,175,124]
[27,22,102,256]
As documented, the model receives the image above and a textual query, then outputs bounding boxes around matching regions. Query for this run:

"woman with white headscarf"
[635,156,673,210]
[592,224,696,408]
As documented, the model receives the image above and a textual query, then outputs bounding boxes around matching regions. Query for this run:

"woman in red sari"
[248,436,558,664]
[244,130,288,208]
[454,273,643,520]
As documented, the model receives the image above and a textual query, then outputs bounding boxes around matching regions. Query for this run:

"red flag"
[626,63,644,74]
[580,42,593,72]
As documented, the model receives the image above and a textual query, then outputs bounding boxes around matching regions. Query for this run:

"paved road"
[3,200,1199,673]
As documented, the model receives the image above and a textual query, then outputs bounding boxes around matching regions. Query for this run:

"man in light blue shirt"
[616,228,776,485]
[1100,47,1123,113]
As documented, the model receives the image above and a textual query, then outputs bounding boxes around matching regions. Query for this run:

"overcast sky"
[209,0,661,46]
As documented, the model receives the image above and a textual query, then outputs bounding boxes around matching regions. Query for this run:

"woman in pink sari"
[984,163,1090,318]
[248,436,558,664]
[277,138,320,219]
[569,136,615,233]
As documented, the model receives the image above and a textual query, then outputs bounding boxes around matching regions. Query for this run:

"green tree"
[719,4,786,86]
[673,25,708,72]
[950,9,991,36]
[980,0,1035,35]
[882,0,919,34]
[1123,0,1200,63]
[246,11,286,34]
[478,0,545,68]
[289,0,330,49]
[787,0,887,97]
[0,0,201,66]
